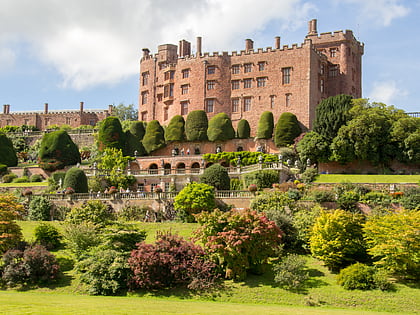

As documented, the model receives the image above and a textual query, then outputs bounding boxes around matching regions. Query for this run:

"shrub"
[142,120,166,154]
[293,205,322,252]
[117,205,151,221]
[250,191,294,213]
[273,254,309,290]
[63,167,88,193]
[236,119,250,139]
[101,225,147,253]
[29,174,43,182]
[264,211,298,252]
[129,232,217,290]
[360,191,391,207]
[28,196,52,221]
[34,223,62,250]
[165,115,185,142]
[200,164,230,190]
[311,189,335,203]
[0,195,23,253]
[256,111,274,139]
[0,164,8,175]
[230,178,242,190]
[11,176,29,183]
[2,173,17,183]
[97,116,126,152]
[66,200,115,227]
[207,113,235,141]
[274,112,302,147]
[62,223,102,259]
[301,167,318,183]
[203,151,278,167]
[124,121,147,157]
[337,263,377,290]
[185,110,208,141]
[400,187,420,210]
[0,132,18,167]
[243,169,279,190]
[337,190,360,211]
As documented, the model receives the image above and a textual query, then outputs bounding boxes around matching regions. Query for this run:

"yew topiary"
[97,116,126,152]
[165,115,185,142]
[185,110,208,141]
[63,167,88,193]
[236,119,251,139]
[0,132,17,167]
[200,163,230,190]
[274,112,302,147]
[207,113,235,141]
[142,120,166,154]
[256,111,274,139]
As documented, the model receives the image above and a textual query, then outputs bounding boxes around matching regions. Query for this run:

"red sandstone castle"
[139,19,363,132]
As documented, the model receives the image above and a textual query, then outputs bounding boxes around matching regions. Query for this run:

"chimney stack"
[179,39,191,57]
[308,19,318,35]
[108,104,114,114]
[44,103,48,114]
[3,104,7,114]
[142,48,150,58]
[80,101,84,113]
[245,39,254,52]
[196,37,202,56]
[274,36,281,49]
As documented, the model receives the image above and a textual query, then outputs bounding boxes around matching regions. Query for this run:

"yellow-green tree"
[0,194,23,253]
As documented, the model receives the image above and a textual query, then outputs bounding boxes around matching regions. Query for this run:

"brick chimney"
[108,104,114,114]
[274,36,281,49]
[179,39,191,57]
[80,101,84,113]
[44,103,48,114]
[142,48,150,58]
[3,104,9,114]
[245,39,254,52]
[196,37,202,56]
[308,19,318,35]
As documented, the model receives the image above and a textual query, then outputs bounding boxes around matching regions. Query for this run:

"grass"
[315,174,420,183]
[0,182,48,187]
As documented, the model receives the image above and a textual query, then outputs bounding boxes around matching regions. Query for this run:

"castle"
[139,19,364,132]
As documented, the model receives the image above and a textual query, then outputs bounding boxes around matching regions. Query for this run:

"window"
[24,119,29,125]
[157,94,163,102]
[181,101,188,115]
[141,111,147,121]
[320,64,325,75]
[243,97,251,112]
[141,91,148,104]
[151,183,158,192]
[282,67,291,84]
[270,95,275,109]
[231,80,240,90]
[181,84,189,95]
[207,80,215,90]
[89,120,95,126]
[207,66,216,74]
[232,64,240,74]
[285,93,292,107]
[164,83,174,97]
[232,98,239,112]
[141,72,149,85]
[182,69,190,78]
[244,63,252,73]
[66,117,71,125]
[330,48,337,58]
[243,78,252,88]
[164,70,175,80]
[205,99,214,113]
[164,107,168,121]
[257,77,267,87]
[320,79,324,93]
[329,64,339,77]
[258,62,265,71]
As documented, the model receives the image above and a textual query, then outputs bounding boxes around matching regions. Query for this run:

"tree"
[28,196,52,221]
[309,209,368,271]
[243,170,280,190]
[63,167,88,193]
[124,130,147,157]
[165,115,185,142]
[185,110,208,141]
[194,209,282,280]
[236,119,250,139]
[207,112,235,141]
[66,200,115,227]
[390,116,420,164]
[142,120,165,154]
[0,195,23,253]
[97,116,126,153]
[313,94,354,141]
[250,191,294,213]
[38,130,81,171]
[256,111,274,139]
[364,209,420,279]
[200,164,230,190]
[274,112,302,147]
[174,182,216,222]
[296,131,330,163]
[97,148,135,189]
[0,132,18,166]
[112,103,138,121]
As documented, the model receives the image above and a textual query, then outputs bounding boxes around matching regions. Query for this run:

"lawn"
[315,174,420,183]
[9,221,420,314]
[0,182,48,188]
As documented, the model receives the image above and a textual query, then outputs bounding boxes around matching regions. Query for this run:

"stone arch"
[176,162,186,174]
[191,162,200,173]
[205,162,213,168]
[164,163,172,175]
[149,163,158,174]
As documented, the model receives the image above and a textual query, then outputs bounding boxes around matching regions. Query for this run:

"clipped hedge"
[257,111,274,139]
[236,119,251,139]
[185,110,208,141]
[63,167,88,193]
[207,113,235,141]
[274,112,302,147]
[165,115,185,142]
[0,132,18,167]
[142,120,165,154]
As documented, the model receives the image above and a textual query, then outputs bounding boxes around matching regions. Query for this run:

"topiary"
[236,119,251,139]
[185,110,208,141]
[63,167,88,193]
[28,196,52,221]
[97,116,126,152]
[256,111,274,139]
[207,113,235,141]
[200,164,230,190]
[142,120,166,154]
[0,132,18,167]
[165,115,185,142]
[129,121,146,140]
[274,112,302,147]
[29,174,43,182]
[124,121,147,157]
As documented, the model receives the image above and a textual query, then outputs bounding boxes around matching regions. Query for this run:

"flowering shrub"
[248,184,258,192]
[64,187,75,195]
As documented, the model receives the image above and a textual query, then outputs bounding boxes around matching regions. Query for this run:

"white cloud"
[0,0,316,90]
[0,46,16,71]
[368,80,408,105]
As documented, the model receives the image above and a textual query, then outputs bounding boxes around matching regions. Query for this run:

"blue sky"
[0,0,419,113]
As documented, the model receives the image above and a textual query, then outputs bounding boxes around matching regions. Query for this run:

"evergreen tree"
[185,110,208,141]
[63,167,89,193]
[236,119,251,139]
[207,113,235,141]
[0,132,17,167]
[256,111,274,139]
[165,115,185,142]
[124,121,147,157]
[274,112,302,147]
[142,120,166,154]
[200,164,230,190]
[97,116,126,152]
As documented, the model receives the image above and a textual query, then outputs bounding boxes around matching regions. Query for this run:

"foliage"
[112,103,138,121]
[310,189,335,203]
[2,173,17,183]
[274,112,302,147]
[256,111,274,139]
[264,211,297,252]
[29,174,43,182]
[165,115,185,142]
[66,200,115,227]
[400,186,420,210]
[313,94,354,141]
[34,223,62,250]
[229,178,242,190]
[300,167,319,183]
[243,169,279,190]
[185,110,208,141]
[62,223,102,259]
[101,225,147,253]
[236,119,250,139]
[337,263,391,291]
[174,183,216,223]
[63,167,88,193]
[200,164,230,190]
[194,209,282,280]
[360,191,391,208]
[203,151,277,166]
[124,130,146,157]
[250,191,294,213]
[292,205,322,252]
[0,195,23,253]
[309,209,368,271]
[363,209,420,279]
[12,176,29,183]
[296,132,330,164]
[97,116,126,153]
[390,116,420,164]
[116,205,151,222]
[28,196,52,221]
[336,190,360,211]
[0,132,18,167]
[97,148,134,189]
[1,245,60,287]
[273,254,309,290]
[142,120,166,154]
[207,112,235,141]
[128,232,217,290]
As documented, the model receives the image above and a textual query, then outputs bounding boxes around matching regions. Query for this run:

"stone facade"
[0,102,112,130]
[139,19,363,133]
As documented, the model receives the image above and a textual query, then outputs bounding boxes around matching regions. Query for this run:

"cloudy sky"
[0,0,418,113]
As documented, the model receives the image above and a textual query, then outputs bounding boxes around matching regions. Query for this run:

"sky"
[0,0,419,113]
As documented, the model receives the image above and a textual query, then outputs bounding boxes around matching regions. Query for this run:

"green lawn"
[0,182,48,187]
[315,174,420,183]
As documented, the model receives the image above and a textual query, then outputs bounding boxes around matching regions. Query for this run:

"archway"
[164,163,172,175]
[176,162,186,174]
[191,162,200,173]
[149,163,158,174]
